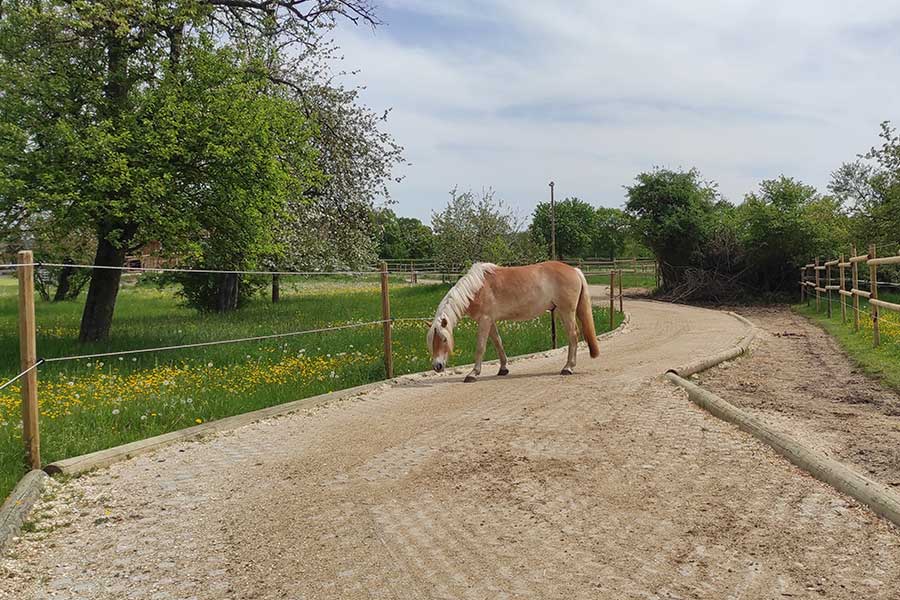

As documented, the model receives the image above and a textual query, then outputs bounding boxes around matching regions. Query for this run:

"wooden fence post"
[839,254,846,324]
[826,261,832,318]
[804,265,810,306]
[17,250,40,471]
[814,257,820,312]
[852,244,860,332]
[379,261,394,378]
[869,245,880,347]
[609,270,616,331]
[800,266,805,304]
[618,268,623,313]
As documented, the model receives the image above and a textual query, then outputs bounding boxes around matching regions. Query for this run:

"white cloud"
[332,1,900,222]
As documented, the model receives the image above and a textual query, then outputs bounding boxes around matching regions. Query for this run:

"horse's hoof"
[464,375,477,383]
[560,368,574,376]
[497,367,509,376]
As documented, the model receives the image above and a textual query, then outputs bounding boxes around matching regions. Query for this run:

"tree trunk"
[79,238,127,342]
[53,264,75,302]
[659,261,681,291]
[272,274,280,303]
[216,273,240,312]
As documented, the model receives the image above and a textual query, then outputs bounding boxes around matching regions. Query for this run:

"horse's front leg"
[464,318,492,383]
[490,323,509,376]
[561,311,579,375]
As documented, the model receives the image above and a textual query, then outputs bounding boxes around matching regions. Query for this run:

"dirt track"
[698,305,900,487]
[2,298,900,599]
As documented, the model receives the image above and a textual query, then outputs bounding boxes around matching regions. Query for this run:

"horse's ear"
[441,316,448,328]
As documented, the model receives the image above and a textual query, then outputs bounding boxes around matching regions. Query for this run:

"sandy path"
[2,299,900,599]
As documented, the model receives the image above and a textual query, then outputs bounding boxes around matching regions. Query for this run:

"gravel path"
[2,299,899,599]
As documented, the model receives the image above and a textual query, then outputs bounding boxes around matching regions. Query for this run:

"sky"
[331,1,900,223]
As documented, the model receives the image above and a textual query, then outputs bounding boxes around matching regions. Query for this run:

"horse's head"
[427,315,454,373]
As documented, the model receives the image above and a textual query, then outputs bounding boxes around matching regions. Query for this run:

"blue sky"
[332,1,900,223]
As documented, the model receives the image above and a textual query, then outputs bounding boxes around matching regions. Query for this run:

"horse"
[427,261,600,382]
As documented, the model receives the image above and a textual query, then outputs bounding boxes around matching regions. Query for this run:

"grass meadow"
[584,270,658,290]
[794,287,900,392]
[0,275,622,500]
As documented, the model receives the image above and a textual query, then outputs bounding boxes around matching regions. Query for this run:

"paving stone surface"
[2,299,899,599]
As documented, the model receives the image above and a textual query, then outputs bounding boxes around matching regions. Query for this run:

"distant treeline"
[377,122,900,302]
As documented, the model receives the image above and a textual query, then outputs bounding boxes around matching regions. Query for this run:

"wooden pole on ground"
[852,244,860,332]
[379,261,394,378]
[869,245,880,348]
[618,268,623,313]
[609,270,616,331]
[17,250,40,471]
[839,254,846,324]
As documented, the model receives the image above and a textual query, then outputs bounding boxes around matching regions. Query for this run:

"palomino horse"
[427,261,599,382]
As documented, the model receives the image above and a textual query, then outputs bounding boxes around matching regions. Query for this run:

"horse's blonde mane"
[433,262,497,329]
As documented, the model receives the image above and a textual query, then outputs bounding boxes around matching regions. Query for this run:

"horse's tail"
[575,268,600,358]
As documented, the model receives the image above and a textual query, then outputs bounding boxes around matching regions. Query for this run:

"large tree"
[530,197,596,259]
[624,168,719,289]
[829,121,900,247]
[592,207,630,260]
[372,208,434,260]
[738,176,848,293]
[432,188,542,268]
[0,0,385,340]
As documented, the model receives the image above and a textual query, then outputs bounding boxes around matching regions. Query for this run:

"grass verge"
[0,276,622,500]
[584,271,658,289]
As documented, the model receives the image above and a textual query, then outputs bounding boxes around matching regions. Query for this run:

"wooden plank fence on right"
[801,243,900,347]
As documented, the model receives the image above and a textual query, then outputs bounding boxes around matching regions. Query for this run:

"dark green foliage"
[626,168,851,299]
[0,0,394,336]
[530,197,596,259]
[737,177,850,293]
[530,200,638,261]
[625,168,718,289]
[373,209,435,260]
[592,207,632,259]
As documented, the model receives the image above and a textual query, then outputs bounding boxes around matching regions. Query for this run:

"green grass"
[793,288,900,392]
[584,271,658,290]
[0,275,622,500]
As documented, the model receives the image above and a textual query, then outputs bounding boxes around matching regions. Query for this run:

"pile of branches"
[657,265,748,304]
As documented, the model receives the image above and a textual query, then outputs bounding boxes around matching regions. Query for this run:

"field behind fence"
[800,243,900,349]
[0,254,624,501]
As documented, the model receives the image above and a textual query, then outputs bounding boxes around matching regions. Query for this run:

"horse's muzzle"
[432,361,444,373]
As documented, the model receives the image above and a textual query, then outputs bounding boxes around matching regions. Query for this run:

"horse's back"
[472,261,583,321]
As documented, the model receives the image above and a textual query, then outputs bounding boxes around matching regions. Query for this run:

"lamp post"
[549,181,557,349]
[549,181,556,260]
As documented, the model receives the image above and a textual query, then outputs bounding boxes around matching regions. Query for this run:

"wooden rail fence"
[7,253,626,473]
[801,243,900,347]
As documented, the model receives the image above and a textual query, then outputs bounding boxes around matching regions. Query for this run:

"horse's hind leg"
[490,323,509,376]
[464,318,491,383]
[560,311,579,375]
